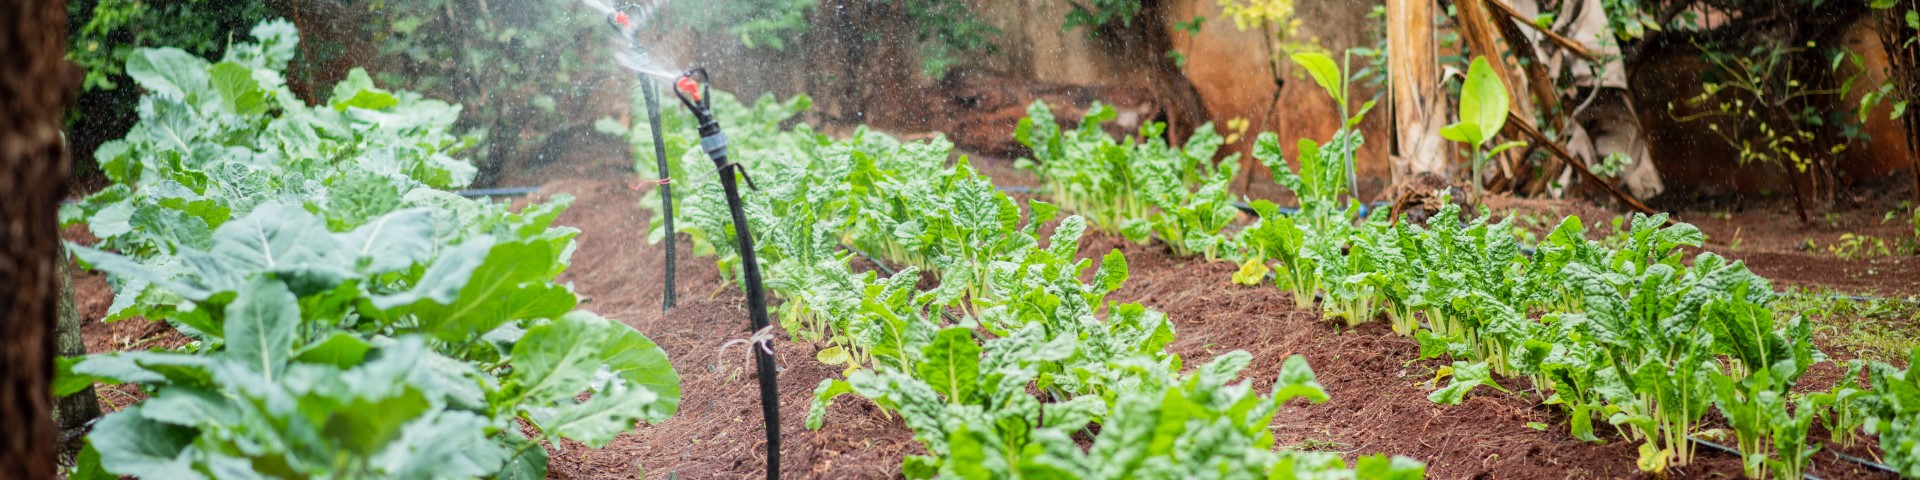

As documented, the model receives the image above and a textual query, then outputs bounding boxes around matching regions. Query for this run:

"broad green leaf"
[209,61,268,115]
[514,312,680,445]
[1439,122,1486,146]
[1428,361,1496,405]
[342,208,438,273]
[371,410,513,479]
[1291,52,1344,105]
[1275,355,1331,404]
[125,48,211,103]
[223,277,300,379]
[90,405,202,479]
[295,332,374,368]
[137,387,237,428]
[54,355,98,397]
[1453,56,1510,147]
[919,327,981,403]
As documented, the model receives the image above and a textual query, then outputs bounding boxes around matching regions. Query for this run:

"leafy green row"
[1014,101,1243,260]
[609,90,1424,478]
[1217,54,1894,479]
[58,22,679,480]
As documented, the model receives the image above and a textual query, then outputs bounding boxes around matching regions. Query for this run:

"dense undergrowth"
[57,22,681,479]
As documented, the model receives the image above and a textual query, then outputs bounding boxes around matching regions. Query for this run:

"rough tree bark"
[1878,1,1920,204]
[2,0,79,477]
[55,260,101,464]
[1078,0,1212,144]
[1387,0,1453,198]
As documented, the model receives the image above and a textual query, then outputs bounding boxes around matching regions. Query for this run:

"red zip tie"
[627,178,672,190]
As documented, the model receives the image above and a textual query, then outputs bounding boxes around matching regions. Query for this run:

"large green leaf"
[1448,56,1510,147]
[400,240,577,341]
[125,48,211,104]
[512,312,681,446]
[341,208,437,274]
[90,405,202,479]
[1275,355,1331,404]
[372,411,513,479]
[1291,52,1344,106]
[223,277,300,379]
[209,61,268,115]
[919,327,982,403]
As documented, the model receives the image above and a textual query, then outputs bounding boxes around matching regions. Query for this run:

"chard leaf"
[1275,355,1330,404]
[919,327,981,403]
[1428,361,1496,405]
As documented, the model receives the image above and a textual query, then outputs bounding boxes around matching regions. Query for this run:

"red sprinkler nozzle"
[614,11,631,27]
[676,76,702,102]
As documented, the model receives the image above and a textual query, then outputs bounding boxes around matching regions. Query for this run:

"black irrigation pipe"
[453,187,542,198]
[1832,451,1901,475]
[642,77,677,311]
[674,69,781,480]
[1687,436,1843,480]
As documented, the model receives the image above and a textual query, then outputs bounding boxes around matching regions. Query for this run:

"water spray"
[671,68,783,480]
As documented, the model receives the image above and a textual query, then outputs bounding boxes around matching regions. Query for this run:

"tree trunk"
[1879,1,1920,204]
[1,0,79,477]
[54,260,100,465]
[1086,0,1211,144]
[1388,0,1453,195]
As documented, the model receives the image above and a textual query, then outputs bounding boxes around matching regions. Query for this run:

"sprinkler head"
[676,76,703,102]
[614,11,631,27]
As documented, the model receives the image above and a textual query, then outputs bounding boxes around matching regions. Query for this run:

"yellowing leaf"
[817,346,850,366]
[1232,258,1271,285]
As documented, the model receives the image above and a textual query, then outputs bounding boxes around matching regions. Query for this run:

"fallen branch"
[1484,0,1598,62]
[1503,110,1666,221]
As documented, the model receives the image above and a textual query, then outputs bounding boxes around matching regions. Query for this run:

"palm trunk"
[2,0,79,476]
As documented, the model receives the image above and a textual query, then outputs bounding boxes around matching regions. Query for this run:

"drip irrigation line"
[643,78,676,311]
[453,187,542,197]
[1687,436,1831,480]
[1831,451,1900,475]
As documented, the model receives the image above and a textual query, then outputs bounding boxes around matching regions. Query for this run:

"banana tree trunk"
[1388,0,1452,190]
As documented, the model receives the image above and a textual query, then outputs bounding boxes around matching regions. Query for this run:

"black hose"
[453,187,542,197]
[643,80,676,311]
[1688,436,1827,480]
[676,69,780,480]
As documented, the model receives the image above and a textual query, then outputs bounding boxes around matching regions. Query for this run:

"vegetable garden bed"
[69,141,1914,479]
[54,23,1920,480]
